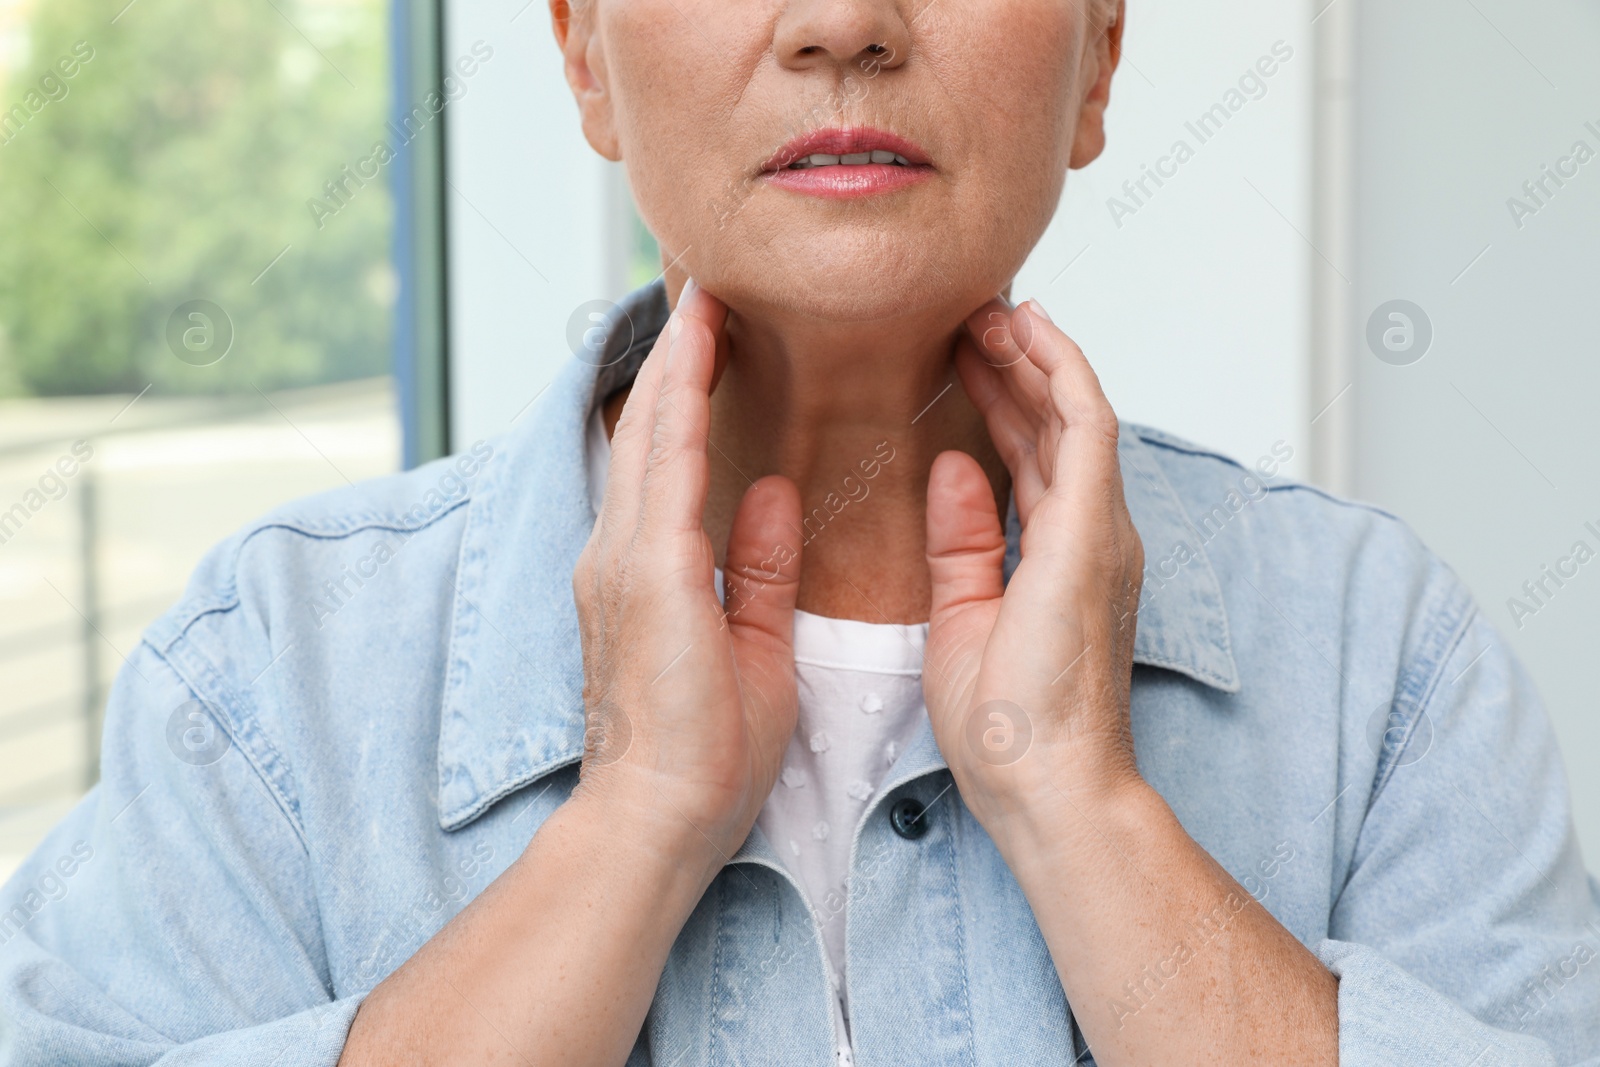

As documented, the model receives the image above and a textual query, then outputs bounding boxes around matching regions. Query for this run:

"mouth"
[787,149,915,169]
[760,126,933,199]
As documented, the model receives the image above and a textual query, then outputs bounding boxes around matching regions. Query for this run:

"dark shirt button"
[889,797,930,840]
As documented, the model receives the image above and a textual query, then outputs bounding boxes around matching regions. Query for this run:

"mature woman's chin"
[733,271,968,324]
[695,227,1011,326]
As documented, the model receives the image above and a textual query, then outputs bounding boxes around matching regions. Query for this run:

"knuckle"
[1051,378,1117,441]
[1046,372,1072,412]
[1126,533,1146,576]
[645,417,690,466]
[1045,362,1119,443]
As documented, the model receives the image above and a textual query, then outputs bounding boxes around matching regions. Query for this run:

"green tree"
[0,0,393,397]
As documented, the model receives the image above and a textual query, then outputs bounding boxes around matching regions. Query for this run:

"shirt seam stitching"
[1370,587,1479,803]
[144,635,311,853]
[946,800,980,1065]
[149,502,471,654]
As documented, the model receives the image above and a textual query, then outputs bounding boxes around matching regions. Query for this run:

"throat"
[600,305,1010,625]
[700,379,1006,625]
[773,441,933,623]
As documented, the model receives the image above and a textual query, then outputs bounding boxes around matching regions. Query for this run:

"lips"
[760,126,933,200]
[762,127,932,172]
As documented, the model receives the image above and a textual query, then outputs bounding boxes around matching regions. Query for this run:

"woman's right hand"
[343,282,800,1067]
[571,279,803,861]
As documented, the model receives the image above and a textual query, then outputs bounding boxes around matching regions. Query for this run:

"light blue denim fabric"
[2,280,1598,1066]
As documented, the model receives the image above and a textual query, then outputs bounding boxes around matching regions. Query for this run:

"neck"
[606,278,1009,623]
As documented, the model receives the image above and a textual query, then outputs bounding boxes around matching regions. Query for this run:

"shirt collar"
[435,281,1238,831]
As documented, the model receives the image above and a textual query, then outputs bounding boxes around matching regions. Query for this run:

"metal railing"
[0,378,399,819]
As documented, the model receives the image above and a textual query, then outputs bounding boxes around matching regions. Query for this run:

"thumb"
[926,450,1006,624]
[723,475,802,652]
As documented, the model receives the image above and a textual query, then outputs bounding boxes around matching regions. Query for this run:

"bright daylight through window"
[0,0,399,878]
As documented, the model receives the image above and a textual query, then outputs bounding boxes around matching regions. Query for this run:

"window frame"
[391,0,451,469]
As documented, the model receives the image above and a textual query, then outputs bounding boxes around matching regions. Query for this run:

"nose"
[774,0,911,74]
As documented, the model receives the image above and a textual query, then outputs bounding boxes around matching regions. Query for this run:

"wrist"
[561,770,742,889]
[962,752,1164,868]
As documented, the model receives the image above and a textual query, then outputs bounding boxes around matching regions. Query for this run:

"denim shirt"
[3,281,1598,1067]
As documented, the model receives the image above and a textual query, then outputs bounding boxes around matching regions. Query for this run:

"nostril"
[866,43,886,54]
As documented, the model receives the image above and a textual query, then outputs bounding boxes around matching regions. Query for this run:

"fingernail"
[680,276,699,305]
[1026,299,1053,323]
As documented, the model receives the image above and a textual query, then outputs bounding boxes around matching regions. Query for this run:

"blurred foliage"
[626,207,661,292]
[0,0,393,397]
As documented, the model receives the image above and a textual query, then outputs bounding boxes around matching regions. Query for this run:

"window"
[0,0,414,878]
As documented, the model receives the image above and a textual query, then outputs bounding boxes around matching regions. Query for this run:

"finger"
[1014,300,1117,444]
[1009,300,1129,530]
[954,341,1047,523]
[963,302,1058,491]
[962,299,1052,420]
[963,297,1028,369]
[636,281,730,537]
[963,297,1051,410]
[925,450,1007,626]
[723,475,802,653]
[599,281,721,534]
[598,321,675,539]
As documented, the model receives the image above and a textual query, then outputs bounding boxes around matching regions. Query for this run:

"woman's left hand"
[922,296,1146,836]
[922,298,1339,1067]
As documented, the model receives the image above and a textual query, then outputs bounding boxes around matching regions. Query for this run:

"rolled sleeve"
[1317,939,1574,1066]
[4,931,361,1066]
[0,638,357,1066]
[1328,607,1600,1066]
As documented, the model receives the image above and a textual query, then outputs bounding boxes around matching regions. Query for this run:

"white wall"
[1014,0,1315,478]
[1351,0,1600,861]
[444,0,612,447]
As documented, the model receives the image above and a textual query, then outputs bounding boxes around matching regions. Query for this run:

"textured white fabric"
[762,609,927,1047]
[586,405,929,1058]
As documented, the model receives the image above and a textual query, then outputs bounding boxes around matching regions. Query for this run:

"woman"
[2,0,1596,1064]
